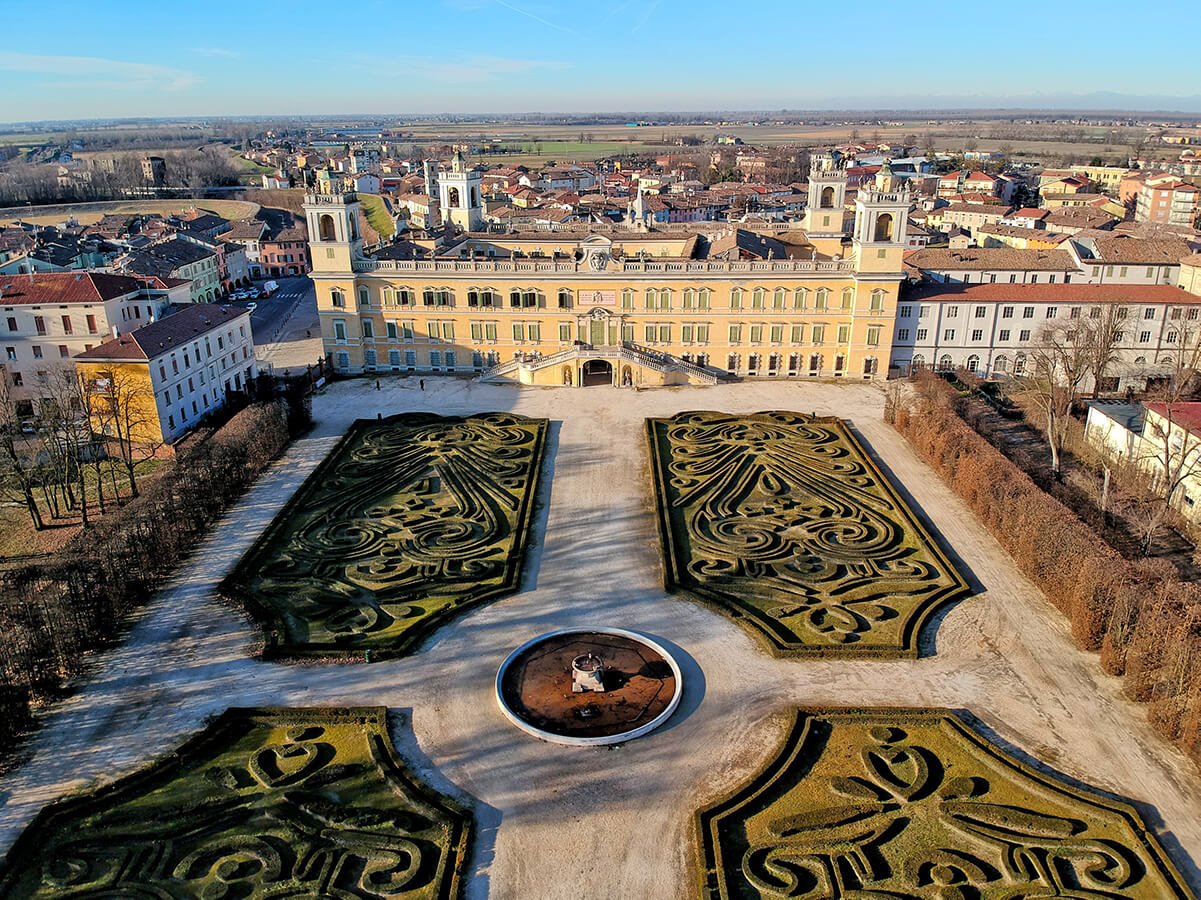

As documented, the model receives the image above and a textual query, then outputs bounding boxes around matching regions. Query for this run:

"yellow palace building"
[306,156,911,386]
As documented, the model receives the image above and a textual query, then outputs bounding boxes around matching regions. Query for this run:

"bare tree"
[1018,320,1091,477]
[0,375,43,529]
[1131,314,1201,552]
[36,366,97,528]
[87,366,163,498]
[1079,303,1123,398]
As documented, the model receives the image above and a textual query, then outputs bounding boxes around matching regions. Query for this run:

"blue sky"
[1,0,1198,122]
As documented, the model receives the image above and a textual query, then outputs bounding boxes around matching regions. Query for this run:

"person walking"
[375,379,381,391]
[419,378,425,391]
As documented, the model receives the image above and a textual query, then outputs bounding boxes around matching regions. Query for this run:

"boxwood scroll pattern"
[223,412,547,659]
[696,709,1190,899]
[648,411,968,656]
[0,707,472,899]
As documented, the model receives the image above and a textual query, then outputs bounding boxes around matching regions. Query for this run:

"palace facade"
[306,156,911,386]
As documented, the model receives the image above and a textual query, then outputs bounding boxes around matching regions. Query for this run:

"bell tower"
[852,177,910,274]
[304,189,362,275]
[802,164,848,245]
[439,150,484,232]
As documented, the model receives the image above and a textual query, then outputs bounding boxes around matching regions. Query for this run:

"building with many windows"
[305,162,911,386]
[0,272,187,415]
[890,282,1201,390]
[74,303,257,445]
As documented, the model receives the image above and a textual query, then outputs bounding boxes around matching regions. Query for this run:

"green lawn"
[358,192,396,239]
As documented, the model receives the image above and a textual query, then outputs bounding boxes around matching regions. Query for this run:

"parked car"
[262,280,279,296]
[246,302,257,312]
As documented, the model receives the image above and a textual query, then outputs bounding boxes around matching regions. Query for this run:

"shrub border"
[220,411,548,661]
[694,706,1191,899]
[0,706,473,899]
[646,410,971,658]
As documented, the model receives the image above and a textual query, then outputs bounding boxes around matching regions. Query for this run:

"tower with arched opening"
[438,150,484,232]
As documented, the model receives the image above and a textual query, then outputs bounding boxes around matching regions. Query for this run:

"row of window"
[914,352,1174,376]
[331,318,883,347]
[332,349,881,379]
[155,326,247,385]
[905,327,1186,345]
[5,313,101,336]
[904,303,1199,321]
[334,285,889,312]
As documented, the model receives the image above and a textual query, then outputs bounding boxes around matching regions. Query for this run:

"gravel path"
[1,377,1199,898]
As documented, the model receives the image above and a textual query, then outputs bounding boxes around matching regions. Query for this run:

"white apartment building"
[891,283,1201,391]
[0,272,187,413]
[75,304,257,444]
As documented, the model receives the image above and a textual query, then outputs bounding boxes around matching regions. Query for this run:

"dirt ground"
[1,377,1199,898]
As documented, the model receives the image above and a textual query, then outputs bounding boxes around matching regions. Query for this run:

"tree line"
[890,375,1201,769]
[0,399,305,763]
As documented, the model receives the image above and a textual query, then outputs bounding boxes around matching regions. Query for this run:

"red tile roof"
[75,304,248,362]
[1145,402,1201,435]
[0,272,145,306]
[907,282,1201,304]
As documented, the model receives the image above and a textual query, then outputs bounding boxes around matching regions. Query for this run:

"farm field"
[0,197,259,227]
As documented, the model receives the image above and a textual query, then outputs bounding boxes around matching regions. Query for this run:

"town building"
[118,238,222,303]
[303,162,911,386]
[1085,400,1201,524]
[74,303,257,445]
[1135,176,1201,227]
[0,272,187,415]
[891,282,1201,389]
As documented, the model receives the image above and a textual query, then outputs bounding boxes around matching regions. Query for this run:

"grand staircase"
[480,342,723,385]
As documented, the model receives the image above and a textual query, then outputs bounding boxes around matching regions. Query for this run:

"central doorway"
[581,359,614,386]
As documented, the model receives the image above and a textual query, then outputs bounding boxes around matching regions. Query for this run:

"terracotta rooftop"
[75,304,248,362]
[0,272,146,305]
[1145,402,1201,435]
[907,247,1076,271]
[906,282,1201,305]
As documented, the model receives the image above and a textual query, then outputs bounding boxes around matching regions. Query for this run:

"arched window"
[319,214,336,241]
[1134,356,1147,364]
[794,287,808,309]
[966,354,980,372]
[841,287,854,309]
[621,288,635,309]
[911,354,926,370]
[697,288,711,309]
[870,289,885,311]
[994,355,1008,373]
[773,288,787,309]
[752,288,766,309]
[682,288,695,309]
[863,357,878,375]
[727,353,739,373]
[1014,353,1027,375]
[874,213,894,242]
[768,353,781,374]
[358,287,370,307]
[470,188,478,206]
[383,286,395,306]
[747,353,761,373]
[820,186,834,208]
[815,288,829,310]
[835,353,846,372]
[730,288,744,309]
[809,353,822,372]
[659,288,672,310]
[938,354,953,371]
[331,289,345,308]
[448,187,461,207]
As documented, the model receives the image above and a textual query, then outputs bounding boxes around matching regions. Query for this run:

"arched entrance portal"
[581,359,613,386]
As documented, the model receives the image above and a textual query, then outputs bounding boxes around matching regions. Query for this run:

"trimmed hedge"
[0,401,296,763]
[894,377,1201,769]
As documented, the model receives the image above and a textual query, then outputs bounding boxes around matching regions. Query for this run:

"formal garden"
[648,410,970,656]
[0,707,471,899]
[221,412,548,659]
[1,385,1197,897]
[696,708,1190,898]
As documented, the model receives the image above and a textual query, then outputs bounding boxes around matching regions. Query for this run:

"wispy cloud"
[0,52,199,91]
[492,0,574,33]
[191,47,240,59]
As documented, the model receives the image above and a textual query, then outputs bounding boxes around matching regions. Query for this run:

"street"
[242,275,321,370]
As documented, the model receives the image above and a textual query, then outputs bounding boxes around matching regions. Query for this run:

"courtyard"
[0,376,1199,897]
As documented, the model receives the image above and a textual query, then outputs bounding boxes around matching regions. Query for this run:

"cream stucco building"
[305,161,910,386]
